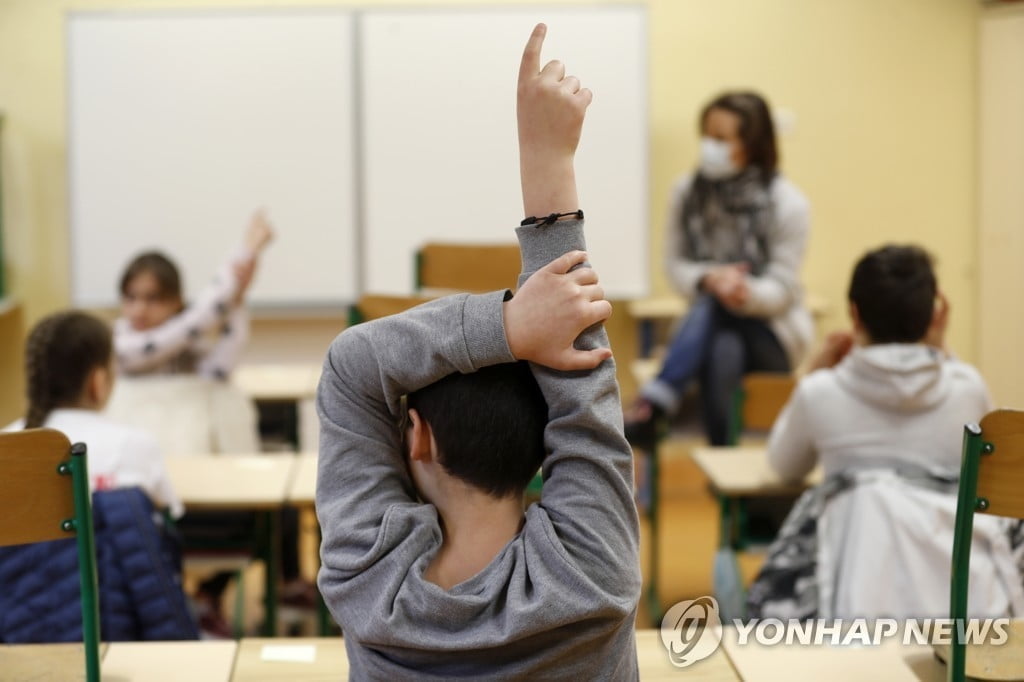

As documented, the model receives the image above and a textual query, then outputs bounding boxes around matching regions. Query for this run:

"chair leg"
[232,568,246,639]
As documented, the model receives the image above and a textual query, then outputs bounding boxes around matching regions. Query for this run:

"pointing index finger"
[519,23,546,84]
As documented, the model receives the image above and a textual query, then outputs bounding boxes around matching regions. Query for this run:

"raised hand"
[924,291,950,352]
[504,250,613,371]
[517,23,592,218]
[244,209,275,254]
[232,258,257,306]
[807,330,855,372]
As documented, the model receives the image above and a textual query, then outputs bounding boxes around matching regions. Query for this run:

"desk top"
[232,638,348,681]
[691,446,822,497]
[628,293,830,320]
[636,628,739,681]
[287,452,318,506]
[932,619,1024,680]
[0,629,951,682]
[167,454,297,510]
[229,631,737,681]
[233,364,321,401]
[102,641,237,682]
[721,629,938,682]
[0,642,107,682]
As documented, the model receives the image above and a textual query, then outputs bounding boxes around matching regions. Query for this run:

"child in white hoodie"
[751,246,1018,621]
[768,244,992,480]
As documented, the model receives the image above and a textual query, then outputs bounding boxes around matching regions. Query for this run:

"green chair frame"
[948,409,1024,682]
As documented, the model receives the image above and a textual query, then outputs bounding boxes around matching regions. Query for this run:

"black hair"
[701,91,779,183]
[24,311,113,428]
[848,245,937,344]
[406,361,548,498]
[119,251,183,303]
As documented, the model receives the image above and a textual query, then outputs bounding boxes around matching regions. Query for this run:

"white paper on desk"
[260,645,317,663]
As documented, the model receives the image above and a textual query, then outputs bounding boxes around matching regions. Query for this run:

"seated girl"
[107,211,274,454]
[8,310,181,518]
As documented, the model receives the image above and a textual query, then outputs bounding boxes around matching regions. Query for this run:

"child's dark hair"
[406,362,548,498]
[848,245,937,344]
[24,311,113,429]
[701,91,778,183]
[119,251,182,301]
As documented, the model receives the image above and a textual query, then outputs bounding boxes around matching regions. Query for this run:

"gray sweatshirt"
[315,220,642,680]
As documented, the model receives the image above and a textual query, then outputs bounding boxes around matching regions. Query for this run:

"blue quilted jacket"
[0,487,199,642]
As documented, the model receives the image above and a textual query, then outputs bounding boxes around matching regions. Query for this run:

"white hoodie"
[768,344,993,481]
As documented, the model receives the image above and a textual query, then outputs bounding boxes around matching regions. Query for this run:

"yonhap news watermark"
[659,596,1014,668]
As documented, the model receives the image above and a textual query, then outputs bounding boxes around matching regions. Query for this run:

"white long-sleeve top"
[664,173,814,367]
[6,409,184,519]
[114,247,253,380]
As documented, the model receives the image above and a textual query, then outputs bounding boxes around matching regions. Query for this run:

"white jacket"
[768,344,993,481]
[819,469,1024,620]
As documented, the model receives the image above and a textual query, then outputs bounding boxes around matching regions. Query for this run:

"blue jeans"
[642,295,789,445]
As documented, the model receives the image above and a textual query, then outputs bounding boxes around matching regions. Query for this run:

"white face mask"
[698,137,739,180]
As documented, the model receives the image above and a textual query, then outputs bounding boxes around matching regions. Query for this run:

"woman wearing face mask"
[626,91,812,448]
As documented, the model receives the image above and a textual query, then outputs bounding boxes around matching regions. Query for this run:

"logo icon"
[659,596,723,668]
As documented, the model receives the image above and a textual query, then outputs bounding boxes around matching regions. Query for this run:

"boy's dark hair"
[407,361,547,498]
[119,251,182,301]
[24,311,113,429]
[701,91,778,183]
[848,245,937,344]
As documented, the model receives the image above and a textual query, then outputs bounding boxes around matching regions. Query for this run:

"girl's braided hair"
[24,311,113,428]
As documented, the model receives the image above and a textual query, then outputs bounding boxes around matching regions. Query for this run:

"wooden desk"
[721,629,939,682]
[287,452,318,507]
[167,454,297,510]
[0,642,107,682]
[232,638,347,681]
[232,364,321,401]
[233,363,322,451]
[636,628,739,681]
[691,447,821,619]
[232,363,321,454]
[627,293,831,322]
[692,445,821,552]
[628,293,831,359]
[932,619,1024,681]
[230,631,736,681]
[101,641,237,682]
[167,454,298,636]
[691,446,822,498]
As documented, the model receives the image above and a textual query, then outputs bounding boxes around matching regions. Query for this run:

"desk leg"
[313,522,335,636]
[640,319,654,358]
[260,510,280,636]
[645,445,662,626]
[317,593,333,636]
[715,495,748,622]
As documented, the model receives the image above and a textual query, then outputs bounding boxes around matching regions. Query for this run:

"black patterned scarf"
[680,168,774,276]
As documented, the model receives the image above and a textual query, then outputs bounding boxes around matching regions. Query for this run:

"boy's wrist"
[520,156,578,218]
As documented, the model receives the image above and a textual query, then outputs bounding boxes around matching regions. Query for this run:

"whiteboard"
[359,7,649,298]
[67,10,358,307]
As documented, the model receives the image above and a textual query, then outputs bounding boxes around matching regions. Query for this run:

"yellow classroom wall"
[0,0,980,419]
[978,3,1024,409]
